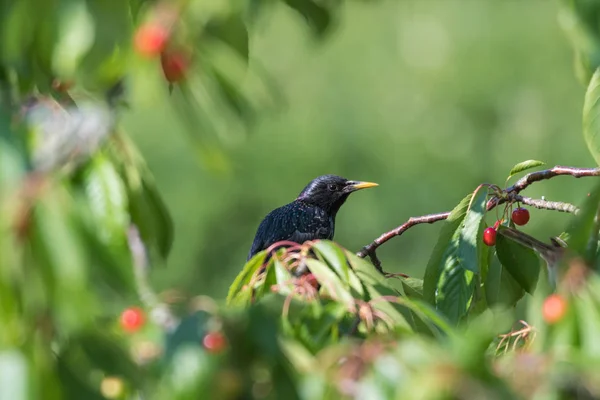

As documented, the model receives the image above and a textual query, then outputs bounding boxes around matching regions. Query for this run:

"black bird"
[247,175,378,261]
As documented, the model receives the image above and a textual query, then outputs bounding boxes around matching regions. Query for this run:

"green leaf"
[457,186,488,273]
[345,252,413,332]
[274,258,293,285]
[257,259,279,300]
[107,133,174,259]
[78,0,132,90]
[400,277,423,300]
[226,251,266,305]
[393,297,455,339]
[52,1,95,78]
[507,160,545,180]
[423,193,481,323]
[423,194,472,304]
[56,354,105,400]
[558,0,600,85]
[204,13,249,62]
[435,246,475,324]
[78,331,142,386]
[138,176,174,259]
[565,181,600,259]
[495,228,541,294]
[281,0,332,37]
[575,290,600,357]
[305,258,354,311]
[583,67,600,166]
[485,252,525,308]
[81,152,129,250]
[30,185,97,332]
[313,241,363,296]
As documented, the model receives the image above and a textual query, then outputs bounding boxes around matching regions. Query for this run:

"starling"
[247,175,378,261]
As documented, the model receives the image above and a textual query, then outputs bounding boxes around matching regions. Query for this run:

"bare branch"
[356,212,450,273]
[515,195,579,214]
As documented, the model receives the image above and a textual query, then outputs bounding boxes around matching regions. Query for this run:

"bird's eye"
[327,184,338,191]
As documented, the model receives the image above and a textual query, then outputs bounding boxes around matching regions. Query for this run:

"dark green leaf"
[204,13,249,62]
[485,252,525,308]
[282,0,332,37]
[495,229,540,294]
[56,353,105,400]
[76,214,135,296]
[78,331,142,386]
[435,246,475,324]
[565,181,600,259]
[140,176,174,258]
[106,133,174,259]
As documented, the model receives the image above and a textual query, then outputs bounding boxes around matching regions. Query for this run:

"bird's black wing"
[247,202,332,261]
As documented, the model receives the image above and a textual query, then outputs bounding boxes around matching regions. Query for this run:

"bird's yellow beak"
[348,181,379,191]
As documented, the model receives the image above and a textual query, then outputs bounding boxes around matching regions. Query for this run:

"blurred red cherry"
[203,331,227,353]
[134,24,169,57]
[120,306,146,333]
[160,51,190,82]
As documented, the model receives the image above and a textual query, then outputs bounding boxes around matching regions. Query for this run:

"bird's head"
[296,175,378,214]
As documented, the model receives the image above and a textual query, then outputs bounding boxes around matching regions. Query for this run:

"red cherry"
[203,331,227,353]
[134,24,169,57]
[483,227,497,246]
[160,51,190,82]
[542,294,568,324]
[120,306,146,333]
[511,207,530,226]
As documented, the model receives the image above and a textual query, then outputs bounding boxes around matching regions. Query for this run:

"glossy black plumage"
[247,175,378,261]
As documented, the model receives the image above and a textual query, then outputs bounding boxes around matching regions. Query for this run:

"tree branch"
[486,165,600,209]
[515,195,579,214]
[356,212,450,273]
[357,165,600,273]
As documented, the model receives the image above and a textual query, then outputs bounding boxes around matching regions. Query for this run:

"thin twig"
[515,195,579,214]
[356,212,450,272]
[357,165,600,272]
[128,225,179,332]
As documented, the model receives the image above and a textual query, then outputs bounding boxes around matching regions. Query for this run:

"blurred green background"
[123,0,595,298]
